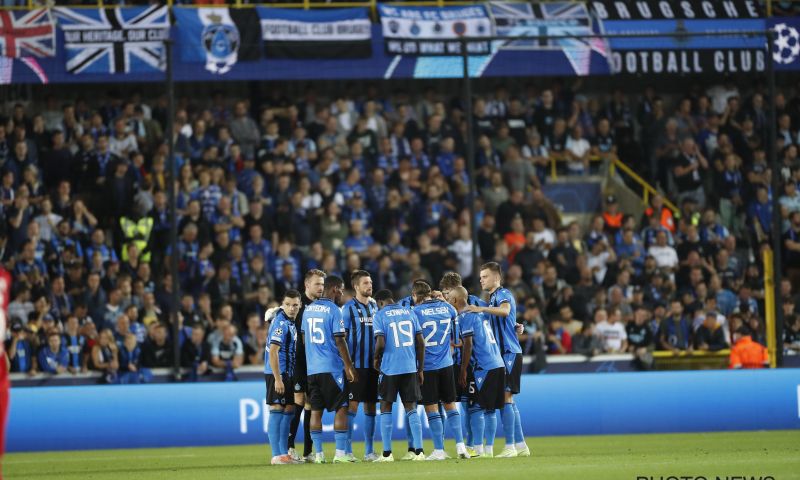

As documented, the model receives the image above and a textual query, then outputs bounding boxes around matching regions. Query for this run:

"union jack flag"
[54,5,169,75]
[488,1,608,76]
[0,8,55,58]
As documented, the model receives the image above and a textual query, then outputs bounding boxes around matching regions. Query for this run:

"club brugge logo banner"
[54,5,168,74]
[378,4,492,56]
[173,7,260,75]
[589,0,762,20]
[257,7,371,59]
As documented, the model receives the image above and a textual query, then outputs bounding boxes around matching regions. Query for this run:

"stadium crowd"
[2,76,800,381]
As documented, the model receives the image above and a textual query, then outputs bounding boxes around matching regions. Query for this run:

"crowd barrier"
[7,369,800,452]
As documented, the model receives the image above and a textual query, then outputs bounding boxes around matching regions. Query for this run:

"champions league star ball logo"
[202,12,240,74]
[773,23,800,65]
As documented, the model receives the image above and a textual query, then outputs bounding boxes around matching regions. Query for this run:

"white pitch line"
[5,453,198,464]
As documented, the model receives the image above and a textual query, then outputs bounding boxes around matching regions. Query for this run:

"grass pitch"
[5,430,799,480]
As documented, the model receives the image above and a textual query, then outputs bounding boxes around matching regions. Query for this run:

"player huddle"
[263,263,530,465]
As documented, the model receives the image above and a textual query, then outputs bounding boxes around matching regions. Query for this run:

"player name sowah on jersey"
[385,308,412,317]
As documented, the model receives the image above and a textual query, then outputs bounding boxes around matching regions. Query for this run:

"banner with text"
[7,370,800,452]
[257,7,371,59]
[603,19,767,74]
[590,0,762,20]
[54,5,168,74]
[378,4,492,56]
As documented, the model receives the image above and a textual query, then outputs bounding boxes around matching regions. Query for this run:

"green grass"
[5,431,800,480]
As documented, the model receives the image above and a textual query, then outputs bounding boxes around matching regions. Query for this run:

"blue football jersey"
[452,294,489,366]
[373,303,421,376]
[413,299,457,371]
[488,287,522,354]
[458,311,503,372]
[398,296,415,308]
[301,298,346,376]
[343,298,378,370]
[266,309,297,376]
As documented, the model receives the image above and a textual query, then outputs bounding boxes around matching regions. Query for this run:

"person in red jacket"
[0,266,12,479]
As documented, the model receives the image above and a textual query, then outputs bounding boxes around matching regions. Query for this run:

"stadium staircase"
[543,156,677,228]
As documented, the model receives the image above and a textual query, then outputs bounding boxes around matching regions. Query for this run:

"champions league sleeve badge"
[201,12,240,74]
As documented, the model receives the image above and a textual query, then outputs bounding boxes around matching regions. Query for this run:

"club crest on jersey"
[294,383,301,391]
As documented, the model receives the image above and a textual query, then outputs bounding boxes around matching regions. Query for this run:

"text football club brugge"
[257,7,371,59]
[54,5,169,74]
[174,7,260,75]
[590,0,786,75]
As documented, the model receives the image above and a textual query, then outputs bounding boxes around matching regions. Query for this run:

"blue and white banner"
[604,18,767,74]
[378,4,492,55]
[173,7,261,75]
[257,8,371,58]
[590,0,762,20]
[770,18,800,71]
[7,370,800,452]
[54,5,168,74]
[489,1,608,76]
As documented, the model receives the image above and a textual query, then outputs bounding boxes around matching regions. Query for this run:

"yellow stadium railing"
[609,156,679,214]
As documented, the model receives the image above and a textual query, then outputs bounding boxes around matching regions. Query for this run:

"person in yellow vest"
[120,213,154,263]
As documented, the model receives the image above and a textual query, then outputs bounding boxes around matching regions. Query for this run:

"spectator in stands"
[5,320,34,375]
[694,312,729,352]
[211,324,244,382]
[141,323,173,369]
[545,317,572,354]
[627,306,654,370]
[91,328,119,383]
[37,331,68,375]
[571,323,603,357]
[181,325,210,381]
[659,300,692,354]
[595,307,628,353]
[118,333,143,384]
[564,125,591,175]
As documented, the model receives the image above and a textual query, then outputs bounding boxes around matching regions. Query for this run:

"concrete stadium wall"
[7,369,800,452]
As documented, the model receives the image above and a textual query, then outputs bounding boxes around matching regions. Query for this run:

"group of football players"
[263,263,530,465]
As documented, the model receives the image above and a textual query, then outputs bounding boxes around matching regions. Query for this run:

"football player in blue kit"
[465,262,530,458]
[411,281,468,460]
[265,290,303,465]
[439,272,487,457]
[448,285,505,458]
[342,270,380,461]
[372,289,426,462]
[300,275,359,464]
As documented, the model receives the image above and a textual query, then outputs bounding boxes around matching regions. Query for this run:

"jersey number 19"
[389,320,414,348]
